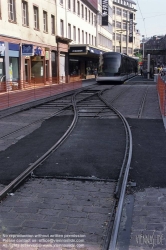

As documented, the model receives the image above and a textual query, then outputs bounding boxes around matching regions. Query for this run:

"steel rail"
[0,88,100,140]
[98,93,133,250]
[94,85,132,118]
[0,89,101,201]
[138,86,149,118]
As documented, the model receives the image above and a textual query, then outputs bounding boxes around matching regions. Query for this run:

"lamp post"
[142,35,145,59]
[116,29,126,54]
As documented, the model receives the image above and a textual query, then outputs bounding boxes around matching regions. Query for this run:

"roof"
[127,0,136,4]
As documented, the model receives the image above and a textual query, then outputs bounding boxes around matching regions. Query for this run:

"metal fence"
[157,75,166,116]
[0,76,82,110]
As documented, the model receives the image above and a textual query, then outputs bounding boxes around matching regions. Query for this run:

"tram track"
[0,86,102,140]
[0,85,133,250]
[0,89,103,199]
[137,86,149,118]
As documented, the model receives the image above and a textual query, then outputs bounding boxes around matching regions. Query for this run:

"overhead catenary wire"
[136,0,147,37]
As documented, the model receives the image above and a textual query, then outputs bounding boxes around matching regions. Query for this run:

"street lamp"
[142,35,145,59]
[116,29,126,54]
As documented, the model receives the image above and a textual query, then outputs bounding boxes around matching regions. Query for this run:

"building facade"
[0,0,57,87]
[0,0,140,89]
[112,0,139,56]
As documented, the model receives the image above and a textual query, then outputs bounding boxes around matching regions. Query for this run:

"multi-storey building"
[112,0,138,56]
[0,0,57,85]
[0,0,139,87]
[57,0,113,79]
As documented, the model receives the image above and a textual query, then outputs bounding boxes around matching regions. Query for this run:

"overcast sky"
[135,0,166,38]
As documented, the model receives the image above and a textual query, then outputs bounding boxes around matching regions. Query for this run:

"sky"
[135,0,166,39]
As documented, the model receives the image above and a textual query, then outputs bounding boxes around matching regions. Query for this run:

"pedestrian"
[140,66,143,76]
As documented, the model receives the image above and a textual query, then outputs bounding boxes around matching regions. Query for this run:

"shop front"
[22,44,51,84]
[69,45,105,79]
[0,41,20,91]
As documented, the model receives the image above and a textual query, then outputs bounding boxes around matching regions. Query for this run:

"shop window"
[8,0,16,22]
[69,59,80,76]
[24,59,30,82]
[31,60,44,79]
[9,57,19,81]
[0,57,4,79]
[51,51,57,77]
[22,1,29,26]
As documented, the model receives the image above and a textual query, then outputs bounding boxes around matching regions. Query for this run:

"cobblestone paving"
[129,188,166,250]
[0,179,116,250]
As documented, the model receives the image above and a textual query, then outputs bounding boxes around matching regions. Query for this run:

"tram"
[96,52,138,83]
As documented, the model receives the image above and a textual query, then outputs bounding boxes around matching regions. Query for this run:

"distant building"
[112,0,139,56]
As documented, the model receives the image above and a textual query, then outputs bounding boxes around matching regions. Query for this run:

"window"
[116,8,121,16]
[51,15,55,34]
[68,0,71,9]
[68,23,71,38]
[94,15,96,26]
[73,26,76,41]
[89,34,91,44]
[92,35,93,45]
[77,1,80,15]
[85,7,87,21]
[0,0,1,18]
[33,6,39,29]
[116,33,121,41]
[88,10,90,23]
[8,0,16,22]
[60,0,63,4]
[123,22,127,29]
[60,19,64,37]
[123,10,127,18]
[123,35,127,42]
[116,21,121,29]
[82,30,84,43]
[85,32,87,43]
[73,0,76,12]
[78,28,80,43]
[22,1,28,26]
[43,11,48,32]
[81,4,84,18]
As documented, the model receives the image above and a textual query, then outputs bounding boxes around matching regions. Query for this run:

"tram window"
[103,57,121,74]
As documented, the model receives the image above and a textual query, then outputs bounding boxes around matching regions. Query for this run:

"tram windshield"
[98,54,121,76]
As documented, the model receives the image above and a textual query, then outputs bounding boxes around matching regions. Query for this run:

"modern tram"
[96,52,138,83]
